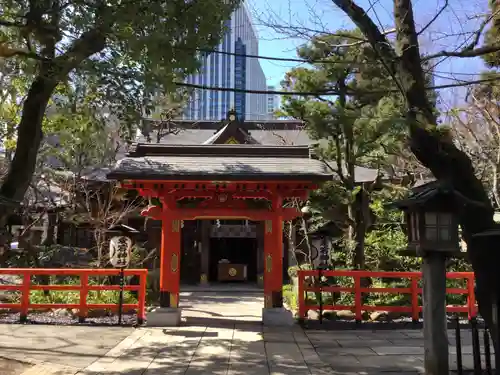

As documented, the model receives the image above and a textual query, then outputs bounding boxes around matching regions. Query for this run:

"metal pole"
[496,299,500,375]
[471,317,482,375]
[455,315,463,375]
[484,329,492,375]
[318,267,323,324]
[118,267,125,325]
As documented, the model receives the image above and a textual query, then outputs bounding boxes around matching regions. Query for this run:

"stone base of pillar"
[146,307,182,327]
[262,307,294,326]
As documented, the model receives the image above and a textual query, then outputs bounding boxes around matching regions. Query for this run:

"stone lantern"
[389,180,483,375]
[390,181,461,256]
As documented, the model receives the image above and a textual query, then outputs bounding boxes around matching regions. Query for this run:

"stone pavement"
[0,324,134,374]
[0,292,485,374]
[0,323,481,374]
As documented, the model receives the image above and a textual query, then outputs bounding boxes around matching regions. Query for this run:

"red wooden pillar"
[263,214,284,308]
[159,217,181,308]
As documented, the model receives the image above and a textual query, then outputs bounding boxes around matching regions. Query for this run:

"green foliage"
[0,0,241,148]
[280,30,410,268]
[39,78,118,172]
[280,29,407,195]
[282,284,297,310]
[17,276,138,306]
[289,183,474,310]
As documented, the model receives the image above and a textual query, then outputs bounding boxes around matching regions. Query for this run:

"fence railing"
[0,268,148,324]
[297,270,477,322]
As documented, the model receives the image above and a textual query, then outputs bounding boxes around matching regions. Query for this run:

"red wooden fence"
[297,270,477,321]
[0,268,148,323]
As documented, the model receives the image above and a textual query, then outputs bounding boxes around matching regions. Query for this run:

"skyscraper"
[266,85,279,119]
[182,2,267,121]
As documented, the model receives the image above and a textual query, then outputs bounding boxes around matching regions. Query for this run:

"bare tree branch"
[417,0,449,36]
[424,44,500,60]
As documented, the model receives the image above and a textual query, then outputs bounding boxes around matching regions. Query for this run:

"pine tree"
[280,30,408,269]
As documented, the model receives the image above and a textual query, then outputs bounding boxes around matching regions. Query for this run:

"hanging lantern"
[109,236,133,268]
[106,224,139,268]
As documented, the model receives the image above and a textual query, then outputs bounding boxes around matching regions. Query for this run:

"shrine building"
[106,110,333,324]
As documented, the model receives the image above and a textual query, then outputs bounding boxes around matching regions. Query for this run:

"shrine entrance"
[107,143,332,325]
[209,236,258,283]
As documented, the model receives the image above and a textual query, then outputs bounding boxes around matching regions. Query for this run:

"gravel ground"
[0,311,141,326]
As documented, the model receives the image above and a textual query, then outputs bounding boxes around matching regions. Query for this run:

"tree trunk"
[0,74,56,263]
[0,27,107,263]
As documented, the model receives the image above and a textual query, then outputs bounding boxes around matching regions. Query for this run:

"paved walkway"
[0,292,484,374]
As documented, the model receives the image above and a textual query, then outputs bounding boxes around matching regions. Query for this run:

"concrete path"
[0,292,487,374]
[180,291,263,324]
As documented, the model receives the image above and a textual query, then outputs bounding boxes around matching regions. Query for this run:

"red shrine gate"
[107,143,331,325]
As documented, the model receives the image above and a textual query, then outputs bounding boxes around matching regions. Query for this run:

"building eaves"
[107,155,333,182]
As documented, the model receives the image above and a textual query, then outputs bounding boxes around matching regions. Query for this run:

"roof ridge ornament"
[227,109,237,122]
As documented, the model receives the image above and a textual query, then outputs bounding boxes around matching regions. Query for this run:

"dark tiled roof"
[388,180,487,209]
[202,121,260,144]
[107,117,379,184]
[137,118,309,146]
[107,144,332,181]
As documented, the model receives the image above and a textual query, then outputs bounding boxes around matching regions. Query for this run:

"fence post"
[20,271,31,323]
[354,274,362,323]
[411,276,419,323]
[470,317,482,374]
[298,271,305,320]
[137,271,147,325]
[466,275,476,319]
[79,274,89,323]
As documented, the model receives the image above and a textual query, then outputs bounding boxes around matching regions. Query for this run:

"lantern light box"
[388,181,467,255]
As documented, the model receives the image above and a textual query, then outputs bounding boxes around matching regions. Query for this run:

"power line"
[181,46,362,65]
[174,76,500,96]
[181,47,499,77]
[180,47,493,84]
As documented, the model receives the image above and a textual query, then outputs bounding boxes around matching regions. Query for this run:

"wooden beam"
[141,207,301,221]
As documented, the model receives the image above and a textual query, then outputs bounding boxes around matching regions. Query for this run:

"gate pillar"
[148,216,182,326]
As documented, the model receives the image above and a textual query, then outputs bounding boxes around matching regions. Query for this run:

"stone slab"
[262,307,294,326]
[0,325,133,370]
[146,307,182,327]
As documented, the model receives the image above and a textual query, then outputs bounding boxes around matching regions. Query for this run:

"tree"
[280,30,408,269]
[329,0,500,349]
[451,91,500,208]
[0,0,241,245]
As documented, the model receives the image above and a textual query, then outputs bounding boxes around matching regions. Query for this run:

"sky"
[246,0,490,108]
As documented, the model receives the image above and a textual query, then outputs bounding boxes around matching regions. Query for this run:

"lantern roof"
[472,227,500,238]
[387,180,486,211]
[106,223,140,235]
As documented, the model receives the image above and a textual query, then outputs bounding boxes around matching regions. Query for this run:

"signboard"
[109,236,132,268]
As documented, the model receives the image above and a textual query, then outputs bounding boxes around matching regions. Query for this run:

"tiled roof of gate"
[106,116,381,183]
[137,119,310,145]
[107,144,333,181]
